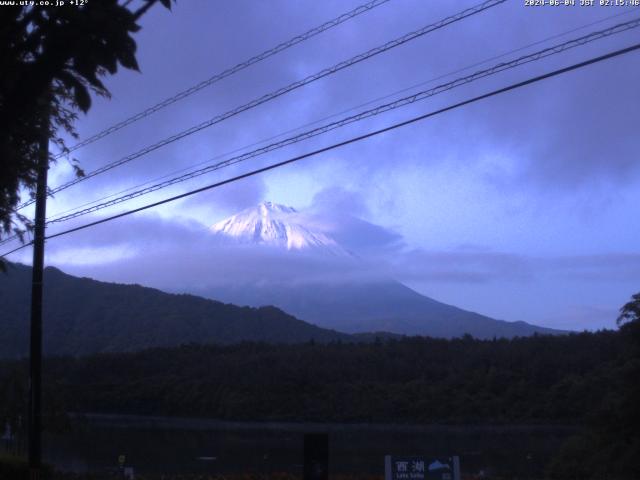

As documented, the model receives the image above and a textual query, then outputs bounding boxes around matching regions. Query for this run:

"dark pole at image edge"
[28,92,50,478]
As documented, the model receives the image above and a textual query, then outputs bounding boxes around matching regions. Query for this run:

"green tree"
[0,0,174,248]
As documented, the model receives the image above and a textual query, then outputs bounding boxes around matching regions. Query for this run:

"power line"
[42,7,640,225]
[16,0,506,210]
[0,235,19,247]
[44,18,640,225]
[1,241,33,258]
[3,41,631,252]
[53,0,394,158]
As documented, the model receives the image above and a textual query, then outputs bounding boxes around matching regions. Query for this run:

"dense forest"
[1,317,638,478]
[0,332,622,424]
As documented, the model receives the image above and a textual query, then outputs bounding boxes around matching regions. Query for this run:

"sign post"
[304,433,328,480]
[384,455,460,480]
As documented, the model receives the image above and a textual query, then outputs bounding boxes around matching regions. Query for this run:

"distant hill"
[0,263,351,358]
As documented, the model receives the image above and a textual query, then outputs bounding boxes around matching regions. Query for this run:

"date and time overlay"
[2,0,640,8]
[526,0,640,6]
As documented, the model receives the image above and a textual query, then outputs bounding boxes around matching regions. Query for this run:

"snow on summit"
[210,202,350,256]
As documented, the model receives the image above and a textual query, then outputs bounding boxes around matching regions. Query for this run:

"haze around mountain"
[13,193,633,333]
[201,202,563,338]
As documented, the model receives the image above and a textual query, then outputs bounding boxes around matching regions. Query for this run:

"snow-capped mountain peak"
[210,202,350,256]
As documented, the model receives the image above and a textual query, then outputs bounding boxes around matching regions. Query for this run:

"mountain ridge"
[0,262,352,358]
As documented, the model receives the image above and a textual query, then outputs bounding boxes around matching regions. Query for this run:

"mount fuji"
[210,201,350,256]
[204,202,563,339]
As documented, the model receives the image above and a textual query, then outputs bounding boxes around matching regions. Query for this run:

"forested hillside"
[0,263,350,357]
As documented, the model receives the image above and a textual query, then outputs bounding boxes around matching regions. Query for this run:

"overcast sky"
[6,0,640,331]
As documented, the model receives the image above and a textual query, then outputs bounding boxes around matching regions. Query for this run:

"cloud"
[39,0,640,244]
[38,206,392,288]
[311,186,369,217]
[57,238,383,292]
[46,212,206,251]
[47,246,138,267]
[546,253,640,282]
[389,248,534,284]
[387,248,640,285]
[176,173,268,221]
[306,187,405,255]
[37,207,640,294]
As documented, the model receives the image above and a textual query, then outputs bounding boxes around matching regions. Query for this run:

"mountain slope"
[206,281,564,339]
[0,263,351,358]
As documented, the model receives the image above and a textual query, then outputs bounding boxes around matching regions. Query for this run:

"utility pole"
[28,93,50,480]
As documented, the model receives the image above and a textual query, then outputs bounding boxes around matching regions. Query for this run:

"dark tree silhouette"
[0,0,175,247]
[617,292,640,326]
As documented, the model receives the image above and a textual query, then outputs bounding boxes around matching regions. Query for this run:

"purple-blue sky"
[7,0,640,330]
